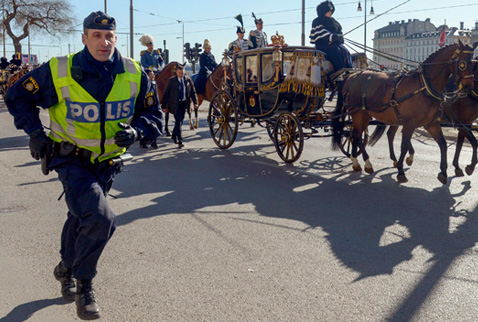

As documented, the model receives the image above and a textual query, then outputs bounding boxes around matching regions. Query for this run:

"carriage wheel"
[208,90,238,149]
[273,112,304,163]
[265,119,276,144]
[339,115,368,157]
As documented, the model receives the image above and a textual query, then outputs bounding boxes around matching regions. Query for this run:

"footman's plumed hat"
[83,11,116,30]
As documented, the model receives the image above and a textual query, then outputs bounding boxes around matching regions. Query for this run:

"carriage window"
[245,55,257,84]
[261,53,275,83]
[283,52,294,76]
[234,57,243,84]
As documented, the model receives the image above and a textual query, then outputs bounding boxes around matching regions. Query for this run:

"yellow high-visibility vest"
[48,53,142,163]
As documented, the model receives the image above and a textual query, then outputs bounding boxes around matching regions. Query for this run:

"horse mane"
[422,43,457,65]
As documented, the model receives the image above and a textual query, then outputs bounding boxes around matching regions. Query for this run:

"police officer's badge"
[22,76,39,94]
[145,91,156,107]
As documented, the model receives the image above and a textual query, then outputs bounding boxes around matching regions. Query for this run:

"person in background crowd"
[194,39,218,95]
[161,63,198,148]
[309,0,352,75]
[139,34,164,72]
[140,67,163,149]
[249,13,268,49]
[5,11,161,320]
[0,57,9,69]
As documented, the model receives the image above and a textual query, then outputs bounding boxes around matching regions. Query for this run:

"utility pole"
[104,0,107,13]
[2,0,5,57]
[301,0,305,46]
[130,0,134,58]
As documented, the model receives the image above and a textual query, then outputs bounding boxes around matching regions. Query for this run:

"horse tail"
[331,84,345,151]
[368,122,387,146]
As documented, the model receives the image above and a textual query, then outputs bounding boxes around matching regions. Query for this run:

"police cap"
[83,11,116,30]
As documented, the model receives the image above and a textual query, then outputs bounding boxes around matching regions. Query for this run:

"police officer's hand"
[114,122,142,147]
[331,34,344,44]
[28,129,52,160]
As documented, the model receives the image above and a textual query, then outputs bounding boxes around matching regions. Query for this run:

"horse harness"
[348,47,474,126]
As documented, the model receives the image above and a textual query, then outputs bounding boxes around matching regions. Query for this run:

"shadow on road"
[0,298,68,322]
[113,137,478,321]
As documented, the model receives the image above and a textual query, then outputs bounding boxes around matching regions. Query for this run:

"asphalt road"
[1,103,478,322]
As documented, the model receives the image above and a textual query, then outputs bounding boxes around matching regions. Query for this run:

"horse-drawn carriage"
[207,36,477,184]
[207,39,364,163]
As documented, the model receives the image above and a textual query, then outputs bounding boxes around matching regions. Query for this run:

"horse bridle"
[419,47,474,100]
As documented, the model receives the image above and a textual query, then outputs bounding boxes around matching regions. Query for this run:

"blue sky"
[19,0,478,64]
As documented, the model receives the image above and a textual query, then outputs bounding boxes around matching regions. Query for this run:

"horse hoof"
[364,166,374,174]
[406,157,413,166]
[455,168,464,177]
[397,174,408,183]
[393,161,398,168]
[352,165,362,172]
[465,165,474,176]
[194,120,199,129]
[437,173,447,185]
[190,123,194,130]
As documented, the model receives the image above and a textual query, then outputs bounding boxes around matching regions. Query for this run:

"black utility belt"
[54,141,133,166]
[54,141,92,160]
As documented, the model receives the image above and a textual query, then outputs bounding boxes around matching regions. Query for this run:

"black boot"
[53,261,76,302]
[75,279,100,320]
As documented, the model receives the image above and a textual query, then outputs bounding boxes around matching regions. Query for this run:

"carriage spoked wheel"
[265,119,276,144]
[208,90,239,149]
[273,112,304,163]
[339,115,368,158]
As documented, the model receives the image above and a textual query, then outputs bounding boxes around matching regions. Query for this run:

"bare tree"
[2,0,75,57]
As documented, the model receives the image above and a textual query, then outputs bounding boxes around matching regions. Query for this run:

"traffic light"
[184,42,191,61]
[195,43,202,60]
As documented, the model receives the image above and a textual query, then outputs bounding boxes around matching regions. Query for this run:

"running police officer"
[139,34,164,72]
[249,13,268,49]
[5,11,161,320]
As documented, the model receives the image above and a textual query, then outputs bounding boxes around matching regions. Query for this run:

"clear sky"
[18,0,478,64]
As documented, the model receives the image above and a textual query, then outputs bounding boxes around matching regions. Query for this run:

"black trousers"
[172,100,188,143]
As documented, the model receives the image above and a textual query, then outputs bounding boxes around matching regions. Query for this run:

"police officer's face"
[82,29,117,62]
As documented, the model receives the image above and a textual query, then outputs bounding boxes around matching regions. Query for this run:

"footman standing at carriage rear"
[249,13,268,49]
[194,39,218,96]
[5,11,161,320]
[228,14,254,54]
[309,1,352,75]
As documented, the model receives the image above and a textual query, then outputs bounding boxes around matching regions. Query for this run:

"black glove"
[28,129,52,160]
[331,34,344,44]
[114,122,142,147]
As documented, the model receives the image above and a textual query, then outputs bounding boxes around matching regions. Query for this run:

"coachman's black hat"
[316,1,335,16]
[83,11,116,30]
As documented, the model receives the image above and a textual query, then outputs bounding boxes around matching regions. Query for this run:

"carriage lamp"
[222,51,230,66]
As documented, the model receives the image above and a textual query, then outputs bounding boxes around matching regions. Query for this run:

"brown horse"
[196,64,232,107]
[331,41,476,184]
[377,61,478,177]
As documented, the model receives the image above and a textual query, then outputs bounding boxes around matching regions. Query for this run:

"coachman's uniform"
[228,38,254,54]
[249,29,267,49]
[309,1,352,73]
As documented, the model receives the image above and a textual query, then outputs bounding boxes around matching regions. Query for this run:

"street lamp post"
[130,0,134,59]
[177,20,184,63]
[357,0,374,55]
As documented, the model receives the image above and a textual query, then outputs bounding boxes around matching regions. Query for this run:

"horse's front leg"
[464,129,478,175]
[452,130,466,176]
[425,122,448,184]
[350,130,363,172]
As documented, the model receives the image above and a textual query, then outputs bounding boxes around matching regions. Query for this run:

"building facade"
[372,18,478,70]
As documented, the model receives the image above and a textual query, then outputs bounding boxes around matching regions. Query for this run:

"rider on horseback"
[139,34,164,72]
[194,39,218,95]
